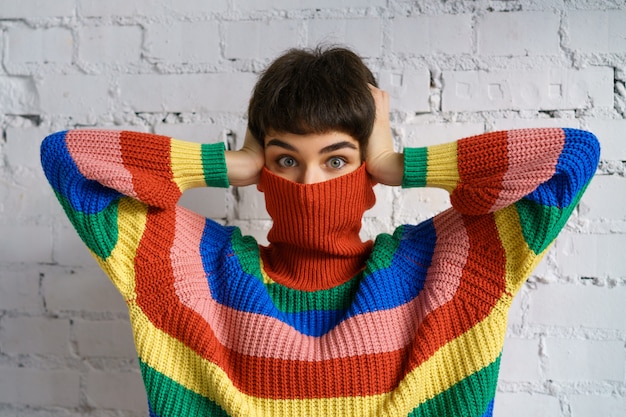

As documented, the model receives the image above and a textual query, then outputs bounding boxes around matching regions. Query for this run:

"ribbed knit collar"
[257,164,376,291]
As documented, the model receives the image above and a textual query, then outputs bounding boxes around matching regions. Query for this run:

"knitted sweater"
[40,128,599,417]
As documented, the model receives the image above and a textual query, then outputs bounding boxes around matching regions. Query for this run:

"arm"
[403,128,600,291]
[40,130,233,277]
[402,128,600,217]
[41,129,263,282]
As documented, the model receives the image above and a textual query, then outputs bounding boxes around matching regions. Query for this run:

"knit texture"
[258,164,376,290]
[40,128,600,417]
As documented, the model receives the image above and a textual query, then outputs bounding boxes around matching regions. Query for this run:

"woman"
[41,46,600,417]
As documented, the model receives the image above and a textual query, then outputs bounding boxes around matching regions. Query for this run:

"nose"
[299,166,325,184]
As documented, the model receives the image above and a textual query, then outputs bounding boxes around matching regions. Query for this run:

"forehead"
[264,130,360,150]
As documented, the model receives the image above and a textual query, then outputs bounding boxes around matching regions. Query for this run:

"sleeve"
[402,128,600,291]
[40,130,230,295]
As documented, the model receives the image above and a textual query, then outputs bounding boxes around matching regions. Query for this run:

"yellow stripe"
[426,142,460,192]
[170,138,207,192]
[95,197,146,299]
[494,206,548,295]
[130,294,508,416]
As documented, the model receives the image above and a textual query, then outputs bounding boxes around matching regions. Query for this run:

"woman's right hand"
[225,128,265,186]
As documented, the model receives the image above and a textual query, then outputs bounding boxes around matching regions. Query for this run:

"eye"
[277,155,298,168]
[327,157,346,170]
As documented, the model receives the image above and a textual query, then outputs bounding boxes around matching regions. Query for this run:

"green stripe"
[230,228,402,313]
[515,184,588,254]
[56,191,119,260]
[201,143,229,188]
[402,147,428,188]
[139,356,499,417]
[140,360,230,417]
[408,355,501,417]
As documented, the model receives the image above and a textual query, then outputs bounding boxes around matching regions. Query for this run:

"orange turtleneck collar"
[256,164,376,291]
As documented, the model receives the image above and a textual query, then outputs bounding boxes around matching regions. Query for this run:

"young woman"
[41,46,600,417]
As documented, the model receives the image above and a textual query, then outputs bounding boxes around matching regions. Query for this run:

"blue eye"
[277,156,298,168]
[327,157,346,169]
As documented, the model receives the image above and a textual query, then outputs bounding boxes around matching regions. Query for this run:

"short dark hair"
[247,46,377,149]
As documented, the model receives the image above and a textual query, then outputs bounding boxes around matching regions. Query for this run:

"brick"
[307,19,382,58]
[237,186,270,220]
[78,0,228,17]
[0,368,80,407]
[1,316,70,355]
[229,220,270,246]
[74,320,136,358]
[38,74,110,116]
[491,118,580,131]
[478,12,560,56]
[506,290,525,326]
[7,26,73,64]
[145,21,221,64]
[225,20,300,60]
[42,266,128,314]
[544,338,624,381]
[178,188,228,219]
[585,119,626,161]
[493,392,561,417]
[570,395,626,417]
[378,69,431,113]
[567,11,626,53]
[53,224,103,267]
[391,15,473,55]
[364,185,394,219]
[85,370,148,412]
[528,283,626,331]
[442,68,613,112]
[79,26,142,64]
[3,128,58,220]
[0,76,39,114]
[6,126,52,170]
[396,188,451,221]
[0,224,53,263]
[154,122,227,142]
[402,122,485,147]
[235,0,386,10]
[118,73,257,113]
[578,175,626,221]
[553,232,626,280]
[0,0,75,18]
[498,338,541,381]
[0,266,42,312]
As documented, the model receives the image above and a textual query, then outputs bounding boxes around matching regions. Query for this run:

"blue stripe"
[526,128,599,208]
[203,219,436,336]
[41,131,121,215]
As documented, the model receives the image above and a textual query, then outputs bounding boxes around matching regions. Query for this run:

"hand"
[365,85,404,186]
[225,128,265,186]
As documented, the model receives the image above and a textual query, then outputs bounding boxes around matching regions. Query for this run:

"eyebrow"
[265,138,358,154]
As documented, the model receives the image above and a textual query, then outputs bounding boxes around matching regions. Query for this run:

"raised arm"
[403,128,600,216]
[41,130,231,210]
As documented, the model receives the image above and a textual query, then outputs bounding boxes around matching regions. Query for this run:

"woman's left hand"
[365,85,404,186]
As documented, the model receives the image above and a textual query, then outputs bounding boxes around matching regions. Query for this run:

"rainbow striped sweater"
[40,128,599,417]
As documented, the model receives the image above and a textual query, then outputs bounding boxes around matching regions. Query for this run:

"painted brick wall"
[0,1,624,416]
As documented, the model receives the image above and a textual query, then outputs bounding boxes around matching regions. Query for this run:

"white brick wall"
[0,1,624,416]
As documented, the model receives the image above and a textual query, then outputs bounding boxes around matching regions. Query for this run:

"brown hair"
[247,46,377,149]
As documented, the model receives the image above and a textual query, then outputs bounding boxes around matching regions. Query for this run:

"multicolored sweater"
[40,128,599,417]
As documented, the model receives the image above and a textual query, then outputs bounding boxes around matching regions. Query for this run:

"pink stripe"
[169,206,469,361]
[66,130,138,198]
[491,128,564,211]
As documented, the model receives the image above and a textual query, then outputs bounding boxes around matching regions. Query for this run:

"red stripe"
[119,131,181,208]
[133,210,506,399]
[407,213,507,368]
[453,131,509,215]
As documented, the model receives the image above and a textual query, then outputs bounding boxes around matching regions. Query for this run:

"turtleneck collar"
[256,164,376,291]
